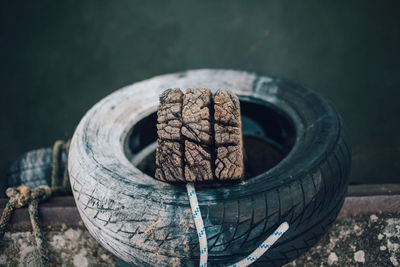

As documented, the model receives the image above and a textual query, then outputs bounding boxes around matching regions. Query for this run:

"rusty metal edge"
[0,196,83,231]
[337,194,400,219]
[346,184,400,196]
[0,188,399,230]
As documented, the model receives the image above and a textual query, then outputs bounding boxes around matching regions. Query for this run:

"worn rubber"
[9,69,351,266]
[7,147,67,189]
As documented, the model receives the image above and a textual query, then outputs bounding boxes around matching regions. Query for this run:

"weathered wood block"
[155,88,243,183]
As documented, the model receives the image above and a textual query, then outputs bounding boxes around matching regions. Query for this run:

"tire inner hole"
[127,98,296,183]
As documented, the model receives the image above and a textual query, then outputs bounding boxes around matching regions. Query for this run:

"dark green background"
[1,1,399,194]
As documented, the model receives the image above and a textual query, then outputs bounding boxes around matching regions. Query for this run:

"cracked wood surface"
[155,89,185,182]
[155,88,243,183]
[214,90,243,180]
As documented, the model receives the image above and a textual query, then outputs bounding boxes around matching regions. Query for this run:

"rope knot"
[1,184,52,266]
[6,185,31,208]
[1,139,69,267]
[5,185,51,209]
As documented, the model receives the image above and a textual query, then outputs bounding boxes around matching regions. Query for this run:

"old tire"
[68,69,351,266]
[7,147,68,190]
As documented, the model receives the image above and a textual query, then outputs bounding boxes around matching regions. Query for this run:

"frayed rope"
[0,140,70,267]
